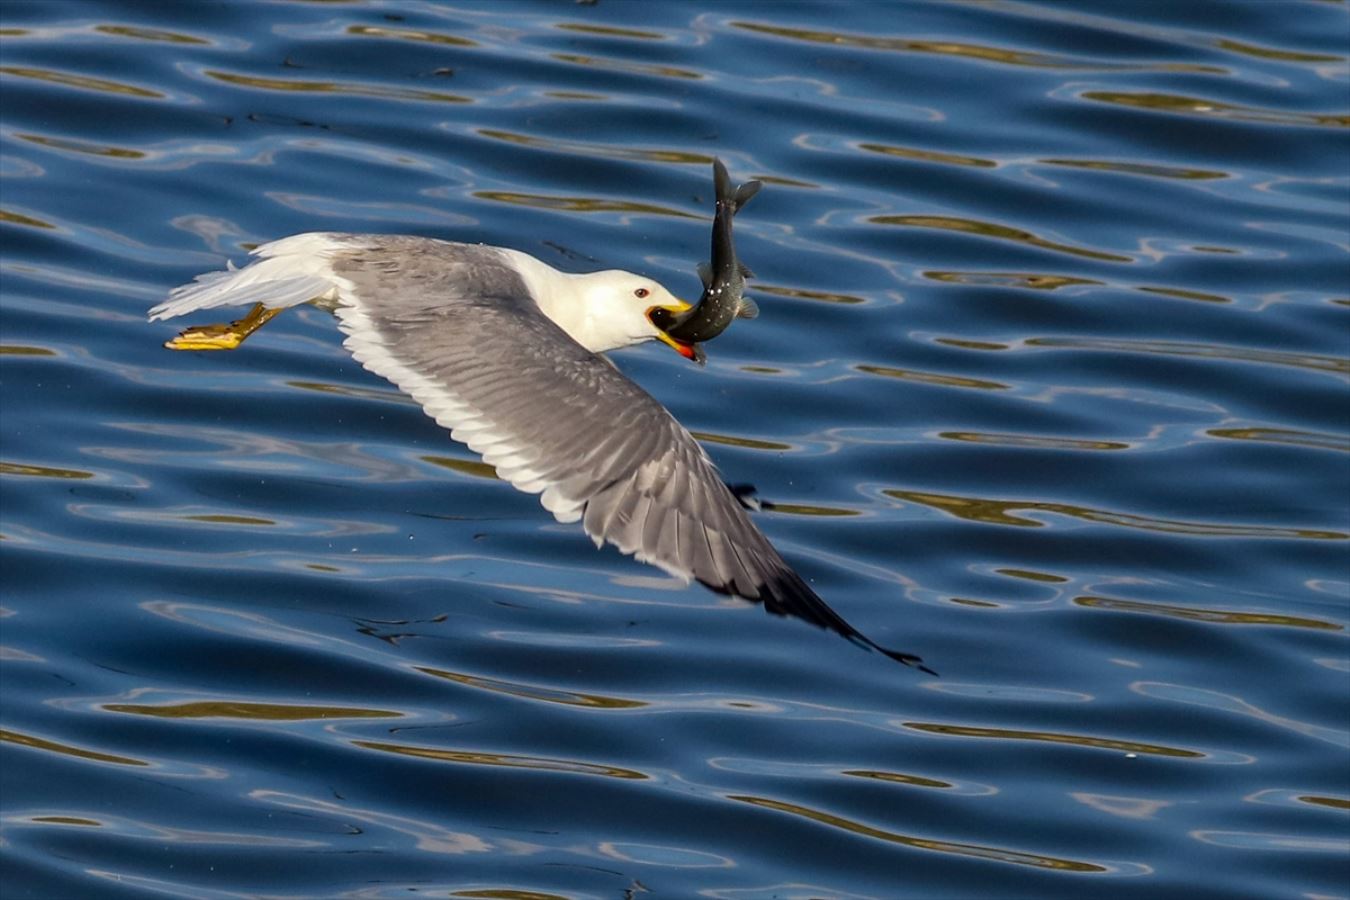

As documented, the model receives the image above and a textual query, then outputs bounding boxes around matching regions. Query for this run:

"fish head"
[630,283,704,364]
[648,302,705,365]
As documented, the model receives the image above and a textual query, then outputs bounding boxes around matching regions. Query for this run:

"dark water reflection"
[2,1,1348,897]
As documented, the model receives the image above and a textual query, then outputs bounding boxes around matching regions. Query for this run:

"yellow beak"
[649,301,699,361]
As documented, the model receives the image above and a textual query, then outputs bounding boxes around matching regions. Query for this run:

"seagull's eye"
[634,288,650,299]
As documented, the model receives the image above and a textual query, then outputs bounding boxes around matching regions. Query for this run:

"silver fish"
[654,159,760,350]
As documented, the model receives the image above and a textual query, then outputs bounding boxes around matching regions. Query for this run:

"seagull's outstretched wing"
[151,233,930,672]
[326,240,928,672]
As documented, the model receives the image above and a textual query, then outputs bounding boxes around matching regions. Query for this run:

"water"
[2,1,1347,897]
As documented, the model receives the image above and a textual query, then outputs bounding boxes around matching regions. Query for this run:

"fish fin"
[738,262,755,279]
[736,297,759,319]
[696,260,714,289]
[733,180,762,213]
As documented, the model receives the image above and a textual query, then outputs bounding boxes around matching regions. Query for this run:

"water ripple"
[3,1,1346,896]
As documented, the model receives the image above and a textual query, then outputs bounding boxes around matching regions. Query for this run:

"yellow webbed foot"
[165,323,246,351]
[163,304,283,351]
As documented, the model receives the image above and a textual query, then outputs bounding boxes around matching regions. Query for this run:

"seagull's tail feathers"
[148,232,345,322]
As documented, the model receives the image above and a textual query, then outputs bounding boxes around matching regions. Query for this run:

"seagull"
[149,231,930,673]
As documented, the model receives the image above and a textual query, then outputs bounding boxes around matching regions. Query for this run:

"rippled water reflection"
[2,1,1347,897]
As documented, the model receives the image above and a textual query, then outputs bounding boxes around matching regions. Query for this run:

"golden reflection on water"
[182,514,276,526]
[924,270,1102,291]
[1213,38,1344,63]
[842,769,952,789]
[0,728,148,766]
[345,23,477,47]
[858,142,997,168]
[1208,427,1350,453]
[1299,795,1350,811]
[204,70,471,104]
[728,794,1112,872]
[0,65,164,98]
[102,701,403,720]
[555,23,666,40]
[939,432,1131,451]
[0,461,93,479]
[27,816,102,826]
[934,337,1011,351]
[550,53,702,81]
[415,666,647,709]
[751,284,866,305]
[287,380,415,405]
[901,723,1205,759]
[856,364,1008,391]
[887,488,1350,540]
[473,190,699,219]
[730,22,1219,75]
[421,454,500,482]
[0,208,58,228]
[14,813,326,847]
[1024,336,1350,376]
[688,431,791,451]
[950,597,1000,609]
[1136,285,1231,304]
[1082,91,1350,128]
[1075,596,1343,631]
[997,568,1069,584]
[542,90,608,101]
[476,128,708,164]
[15,132,146,159]
[451,890,570,900]
[924,271,1236,304]
[1040,158,1228,180]
[873,215,1134,263]
[767,503,859,517]
[353,740,648,779]
[93,24,210,45]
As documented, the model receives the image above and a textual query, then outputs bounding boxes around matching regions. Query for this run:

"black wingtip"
[844,633,937,675]
[878,645,939,677]
[753,569,935,677]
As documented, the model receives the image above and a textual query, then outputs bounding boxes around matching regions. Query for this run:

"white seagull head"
[570,269,698,360]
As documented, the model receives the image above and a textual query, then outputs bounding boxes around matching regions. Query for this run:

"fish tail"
[711,158,762,214]
[733,180,762,212]
[712,158,733,206]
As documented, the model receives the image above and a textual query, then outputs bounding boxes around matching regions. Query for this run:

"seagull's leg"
[164,303,284,351]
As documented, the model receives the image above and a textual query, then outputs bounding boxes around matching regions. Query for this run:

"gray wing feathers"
[328,240,930,672]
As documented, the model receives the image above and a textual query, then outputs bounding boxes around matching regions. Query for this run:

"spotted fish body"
[661,159,761,344]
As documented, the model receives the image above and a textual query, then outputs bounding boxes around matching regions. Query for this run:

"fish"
[651,159,760,351]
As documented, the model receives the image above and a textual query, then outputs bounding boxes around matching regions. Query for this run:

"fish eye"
[634,287,649,299]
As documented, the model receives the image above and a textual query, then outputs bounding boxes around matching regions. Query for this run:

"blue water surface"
[2,1,1348,898]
